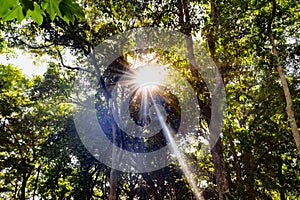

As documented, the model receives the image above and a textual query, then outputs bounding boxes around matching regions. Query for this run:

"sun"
[131,64,167,91]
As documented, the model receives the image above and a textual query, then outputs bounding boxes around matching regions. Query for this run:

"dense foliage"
[0,0,299,199]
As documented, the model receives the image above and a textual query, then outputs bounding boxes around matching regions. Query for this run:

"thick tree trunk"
[205,1,231,199]
[244,154,257,200]
[20,173,27,200]
[178,0,230,199]
[91,54,124,200]
[211,139,230,200]
[268,0,300,155]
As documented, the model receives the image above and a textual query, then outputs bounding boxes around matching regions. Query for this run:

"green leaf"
[0,0,25,23]
[41,0,62,21]
[61,15,70,25]
[2,4,24,23]
[26,3,45,25]
[239,95,247,102]
[0,0,18,17]
[59,0,84,24]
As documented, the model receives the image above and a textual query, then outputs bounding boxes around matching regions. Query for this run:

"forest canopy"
[0,0,299,199]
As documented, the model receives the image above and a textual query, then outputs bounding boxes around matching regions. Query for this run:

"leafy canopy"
[0,0,85,25]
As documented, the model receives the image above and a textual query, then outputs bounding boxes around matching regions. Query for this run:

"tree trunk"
[20,171,30,200]
[276,60,300,154]
[278,161,286,200]
[178,0,231,199]
[109,169,118,200]
[268,0,300,155]
[141,173,160,200]
[109,116,119,200]
[205,0,231,199]
[210,139,230,200]
[91,53,123,200]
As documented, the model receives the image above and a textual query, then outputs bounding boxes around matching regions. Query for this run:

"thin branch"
[19,39,55,49]
[56,49,95,75]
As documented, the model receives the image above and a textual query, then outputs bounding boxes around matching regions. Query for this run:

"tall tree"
[266,0,300,154]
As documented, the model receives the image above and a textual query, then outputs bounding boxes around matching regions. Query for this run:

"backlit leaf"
[26,3,45,25]
[41,0,62,21]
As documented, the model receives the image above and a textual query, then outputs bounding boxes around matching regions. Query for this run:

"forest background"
[0,0,299,199]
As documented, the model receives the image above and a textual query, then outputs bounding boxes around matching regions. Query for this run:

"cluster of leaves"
[0,0,84,25]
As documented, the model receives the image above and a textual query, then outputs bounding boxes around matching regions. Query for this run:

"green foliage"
[26,2,46,25]
[0,63,74,199]
[41,0,62,21]
[59,0,85,24]
[0,0,299,199]
[0,0,24,23]
[0,0,84,25]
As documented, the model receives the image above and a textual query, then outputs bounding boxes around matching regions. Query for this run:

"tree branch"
[56,49,95,75]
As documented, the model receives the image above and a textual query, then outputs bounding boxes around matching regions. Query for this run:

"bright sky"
[0,48,77,77]
[0,49,48,77]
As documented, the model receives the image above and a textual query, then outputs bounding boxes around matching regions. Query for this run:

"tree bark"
[20,172,28,200]
[210,139,230,200]
[206,0,231,199]
[178,0,231,199]
[268,0,300,155]
[278,161,286,200]
[91,52,123,200]
[109,104,120,200]
[20,169,31,200]
[109,169,118,200]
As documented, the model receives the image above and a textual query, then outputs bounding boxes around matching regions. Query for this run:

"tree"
[0,63,75,199]
[266,0,300,154]
[0,0,299,199]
